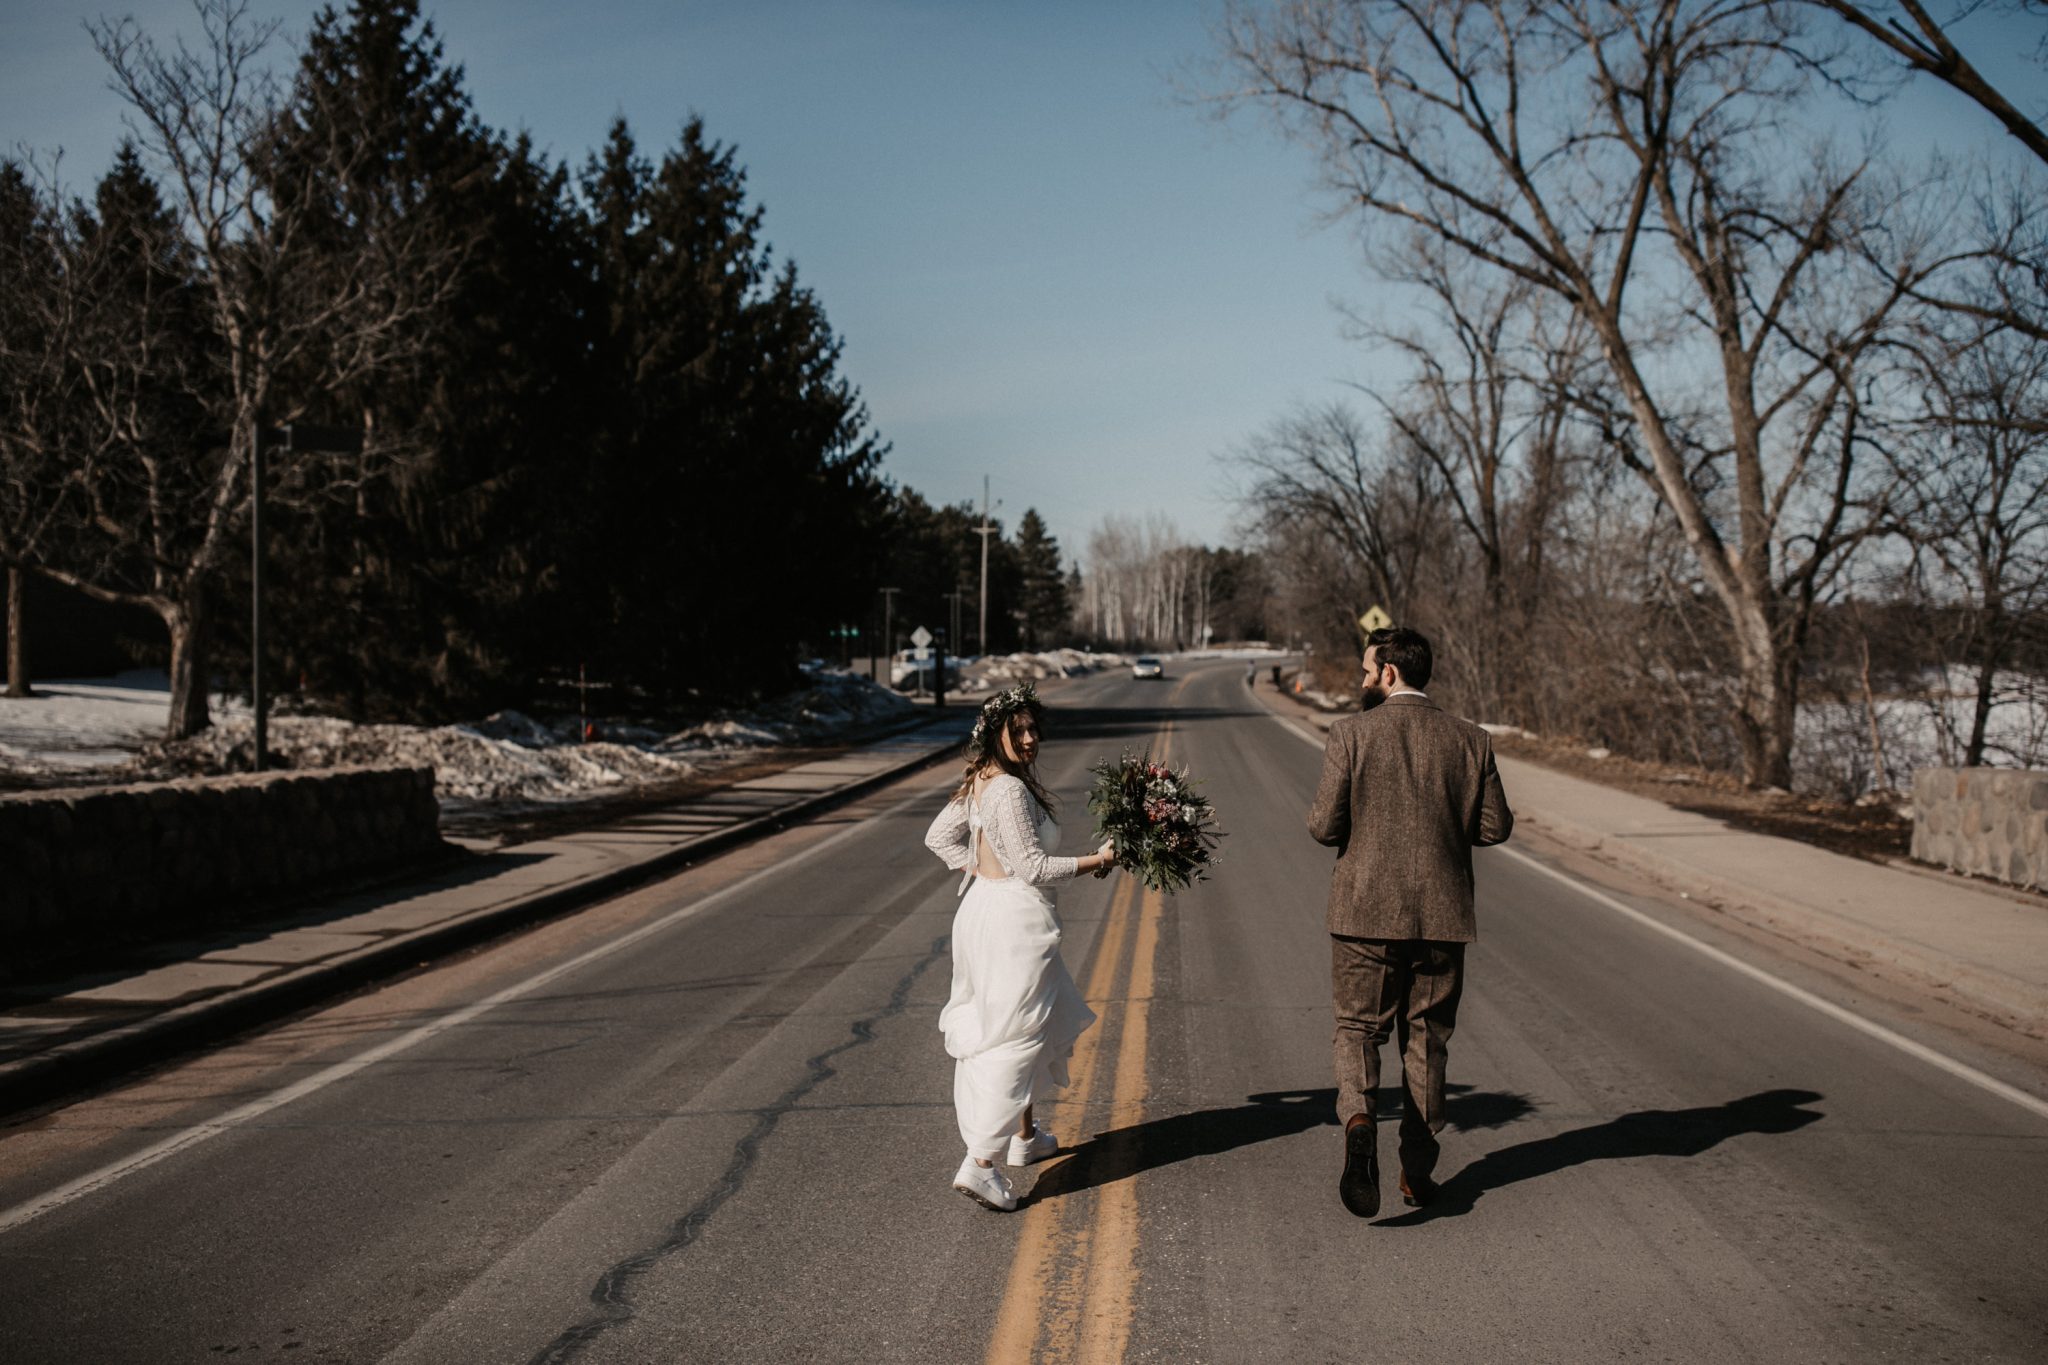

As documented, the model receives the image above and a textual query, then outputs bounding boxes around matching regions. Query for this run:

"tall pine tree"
[1013,509,1069,649]
[258,0,595,719]
[581,116,886,699]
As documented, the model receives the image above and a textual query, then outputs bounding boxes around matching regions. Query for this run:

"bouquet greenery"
[1086,752,1223,894]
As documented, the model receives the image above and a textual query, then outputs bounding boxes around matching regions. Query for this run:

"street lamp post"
[250,422,266,768]
[251,420,361,771]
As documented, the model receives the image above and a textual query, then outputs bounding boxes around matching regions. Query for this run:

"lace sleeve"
[981,776,1079,886]
[923,797,974,871]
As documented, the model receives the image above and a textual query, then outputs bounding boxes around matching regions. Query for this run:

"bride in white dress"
[924,683,1116,1211]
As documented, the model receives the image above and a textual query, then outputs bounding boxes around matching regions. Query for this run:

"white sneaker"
[953,1157,1017,1212]
[1007,1126,1059,1167]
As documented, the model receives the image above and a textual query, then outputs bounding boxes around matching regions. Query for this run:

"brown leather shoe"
[1398,1171,1438,1207]
[1339,1115,1379,1218]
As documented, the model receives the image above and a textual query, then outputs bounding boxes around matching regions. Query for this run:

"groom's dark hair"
[1366,626,1433,689]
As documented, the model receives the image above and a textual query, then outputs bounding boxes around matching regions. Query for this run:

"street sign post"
[1358,604,1392,635]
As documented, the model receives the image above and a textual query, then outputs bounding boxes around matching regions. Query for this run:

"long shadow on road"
[1024,1086,1825,1218]
[1023,1084,1534,1205]
[1046,703,1259,753]
[1373,1087,1826,1225]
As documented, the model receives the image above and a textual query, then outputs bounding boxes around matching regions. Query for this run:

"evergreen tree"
[875,491,1030,657]
[257,0,595,719]
[0,161,60,697]
[25,2,894,726]
[581,116,886,699]
[1013,509,1069,649]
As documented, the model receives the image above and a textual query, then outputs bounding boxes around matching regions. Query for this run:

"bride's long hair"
[952,706,1059,818]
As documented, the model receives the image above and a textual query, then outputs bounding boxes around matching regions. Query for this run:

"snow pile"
[154,713,703,802]
[971,649,1129,690]
[2,666,920,806]
[660,668,917,748]
[1290,683,1356,713]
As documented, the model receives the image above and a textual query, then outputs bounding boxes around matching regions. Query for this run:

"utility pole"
[974,475,999,657]
[878,586,900,685]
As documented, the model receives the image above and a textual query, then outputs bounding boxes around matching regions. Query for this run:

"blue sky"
[4,1,2042,559]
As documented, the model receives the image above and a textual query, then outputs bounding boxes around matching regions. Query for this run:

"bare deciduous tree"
[1801,0,2048,167]
[1343,241,1594,708]
[1232,402,1434,622]
[1079,514,1217,649]
[1219,0,1922,785]
[4,0,475,739]
[1893,324,2048,764]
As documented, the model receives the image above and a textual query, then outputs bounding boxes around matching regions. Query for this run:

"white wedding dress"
[924,775,1098,1160]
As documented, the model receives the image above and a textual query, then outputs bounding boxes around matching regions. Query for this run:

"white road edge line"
[0,779,948,1237]
[1267,709,2048,1124]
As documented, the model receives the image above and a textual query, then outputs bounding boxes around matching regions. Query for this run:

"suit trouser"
[1330,935,1465,1180]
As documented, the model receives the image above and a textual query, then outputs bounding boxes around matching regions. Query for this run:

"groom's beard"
[1360,683,1388,711]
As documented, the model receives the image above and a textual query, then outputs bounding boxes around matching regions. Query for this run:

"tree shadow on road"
[1022,1084,1535,1206]
[1371,1087,1826,1226]
[1047,703,1259,750]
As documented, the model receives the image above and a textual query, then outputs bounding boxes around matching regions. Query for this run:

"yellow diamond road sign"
[1358,605,1392,633]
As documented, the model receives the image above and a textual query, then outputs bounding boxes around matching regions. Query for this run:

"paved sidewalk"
[0,713,973,1112]
[1250,679,2048,1035]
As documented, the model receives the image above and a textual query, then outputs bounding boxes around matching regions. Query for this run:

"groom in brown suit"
[1307,626,1513,1217]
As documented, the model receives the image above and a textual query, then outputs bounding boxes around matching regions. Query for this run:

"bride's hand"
[1092,837,1116,878]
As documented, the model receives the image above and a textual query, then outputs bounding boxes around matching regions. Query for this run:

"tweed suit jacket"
[1306,693,1514,942]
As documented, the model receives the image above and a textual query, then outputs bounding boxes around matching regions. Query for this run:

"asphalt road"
[2,660,2045,1363]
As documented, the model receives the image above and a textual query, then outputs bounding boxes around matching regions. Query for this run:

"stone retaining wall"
[1912,767,2048,891]
[2,766,445,955]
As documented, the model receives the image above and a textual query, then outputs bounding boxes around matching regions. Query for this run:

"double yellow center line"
[984,697,1182,1362]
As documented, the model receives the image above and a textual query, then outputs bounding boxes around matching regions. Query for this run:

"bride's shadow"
[1021,1084,1533,1206]
[1021,1086,1824,1217]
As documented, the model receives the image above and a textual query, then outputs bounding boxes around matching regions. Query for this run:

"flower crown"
[968,681,1042,761]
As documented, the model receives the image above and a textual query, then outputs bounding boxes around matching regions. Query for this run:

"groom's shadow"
[1022,1084,1534,1206]
[1021,1086,1825,1217]
[1374,1087,1826,1225]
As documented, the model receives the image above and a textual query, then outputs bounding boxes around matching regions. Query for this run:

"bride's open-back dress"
[924,775,1097,1159]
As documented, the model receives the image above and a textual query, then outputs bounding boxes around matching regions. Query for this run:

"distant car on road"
[890,648,959,692]
[1132,656,1164,680]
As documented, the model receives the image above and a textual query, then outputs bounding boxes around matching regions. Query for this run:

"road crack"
[528,933,948,1364]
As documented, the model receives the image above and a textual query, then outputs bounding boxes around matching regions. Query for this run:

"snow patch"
[0,670,186,771]
[1,666,919,809]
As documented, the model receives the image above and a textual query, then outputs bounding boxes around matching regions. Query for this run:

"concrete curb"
[0,724,966,1117]
[1246,680,2048,1034]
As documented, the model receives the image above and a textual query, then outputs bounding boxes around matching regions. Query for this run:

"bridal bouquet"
[1086,752,1223,894]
